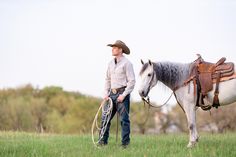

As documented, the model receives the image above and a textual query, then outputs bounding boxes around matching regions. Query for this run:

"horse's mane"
[140,62,191,89]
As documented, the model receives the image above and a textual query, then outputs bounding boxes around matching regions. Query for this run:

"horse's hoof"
[187,141,196,148]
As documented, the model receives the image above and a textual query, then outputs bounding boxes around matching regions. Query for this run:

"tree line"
[0,84,235,134]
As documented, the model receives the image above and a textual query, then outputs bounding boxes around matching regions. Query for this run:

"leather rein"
[141,92,174,109]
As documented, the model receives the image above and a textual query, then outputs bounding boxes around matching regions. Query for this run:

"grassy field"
[0,131,236,157]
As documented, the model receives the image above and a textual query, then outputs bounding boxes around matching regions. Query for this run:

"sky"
[0,0,236,106]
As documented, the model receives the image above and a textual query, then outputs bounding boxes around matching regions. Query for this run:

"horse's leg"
[182,101,199,148]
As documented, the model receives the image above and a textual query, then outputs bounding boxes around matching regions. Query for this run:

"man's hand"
[117,95,125,103]
[104,95,109,101]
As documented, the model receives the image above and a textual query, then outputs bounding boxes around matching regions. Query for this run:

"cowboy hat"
[107,40,130,55]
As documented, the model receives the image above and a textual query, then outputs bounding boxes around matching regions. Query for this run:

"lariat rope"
[91,92,173,147]
[91,98,113,147]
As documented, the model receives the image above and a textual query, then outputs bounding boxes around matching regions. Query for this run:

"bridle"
[147,71,155,94]
[141,68,173,108]
[139,60,187,114]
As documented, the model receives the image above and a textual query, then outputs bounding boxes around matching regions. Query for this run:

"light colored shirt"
[104,56,135,97]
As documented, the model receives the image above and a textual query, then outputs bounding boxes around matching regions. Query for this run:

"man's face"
[112,46,122,56]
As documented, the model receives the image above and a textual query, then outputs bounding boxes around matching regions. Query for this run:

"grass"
[0,131,236,157]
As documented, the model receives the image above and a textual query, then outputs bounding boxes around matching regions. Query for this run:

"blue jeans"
[100,92,130,145]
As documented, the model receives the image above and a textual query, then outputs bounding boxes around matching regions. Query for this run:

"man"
[99,40,135,148]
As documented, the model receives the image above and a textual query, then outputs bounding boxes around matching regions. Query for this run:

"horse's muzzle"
[139,90,148,98]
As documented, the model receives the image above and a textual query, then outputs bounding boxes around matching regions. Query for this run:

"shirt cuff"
[121,92,128,98]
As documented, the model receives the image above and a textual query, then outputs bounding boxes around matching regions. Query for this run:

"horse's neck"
[154,62,191,90]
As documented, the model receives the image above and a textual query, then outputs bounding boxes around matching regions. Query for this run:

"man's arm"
[121,62,136,98]
[104,66,111,99]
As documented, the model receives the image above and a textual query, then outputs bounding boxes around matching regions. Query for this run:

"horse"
[138,59,236,148]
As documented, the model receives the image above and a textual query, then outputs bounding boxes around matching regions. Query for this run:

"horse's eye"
[148,73,151,77]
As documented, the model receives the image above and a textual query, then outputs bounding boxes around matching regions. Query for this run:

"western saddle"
[187,54,235,110]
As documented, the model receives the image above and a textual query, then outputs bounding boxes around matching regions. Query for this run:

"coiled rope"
[91,97,113,147]
[91,93,173,147]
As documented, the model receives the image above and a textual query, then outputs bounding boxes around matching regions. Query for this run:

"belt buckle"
[112,89,117,94]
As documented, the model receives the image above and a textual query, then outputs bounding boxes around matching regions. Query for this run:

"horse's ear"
[141,59,144,65]
[148,60,152,65]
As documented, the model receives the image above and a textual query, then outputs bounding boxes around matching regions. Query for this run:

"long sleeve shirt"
[104,56,135,97]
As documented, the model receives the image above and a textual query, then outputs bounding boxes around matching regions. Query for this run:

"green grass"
[0,131,236,157]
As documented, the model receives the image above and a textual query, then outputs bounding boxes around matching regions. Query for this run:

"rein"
[139,92,174,126]
[139,64,174,124]
[141,92,174,108]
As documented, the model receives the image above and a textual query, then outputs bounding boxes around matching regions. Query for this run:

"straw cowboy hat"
[107,40,130,55]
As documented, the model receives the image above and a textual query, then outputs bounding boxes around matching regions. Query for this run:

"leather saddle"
[190,54,235,110]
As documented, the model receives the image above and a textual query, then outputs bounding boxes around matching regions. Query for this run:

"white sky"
[0,0,236,105]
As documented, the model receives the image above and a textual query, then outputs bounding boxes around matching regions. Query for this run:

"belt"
[111,86,126,94]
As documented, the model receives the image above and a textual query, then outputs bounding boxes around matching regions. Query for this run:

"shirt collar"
[115,55,125,64]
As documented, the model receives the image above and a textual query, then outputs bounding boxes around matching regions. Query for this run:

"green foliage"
[1,84,236,134]
[0,85,126,134]
[0,85,102,134]
[0,85,159,134]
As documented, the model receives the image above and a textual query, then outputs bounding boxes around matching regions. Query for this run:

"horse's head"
[139,60,158,98]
